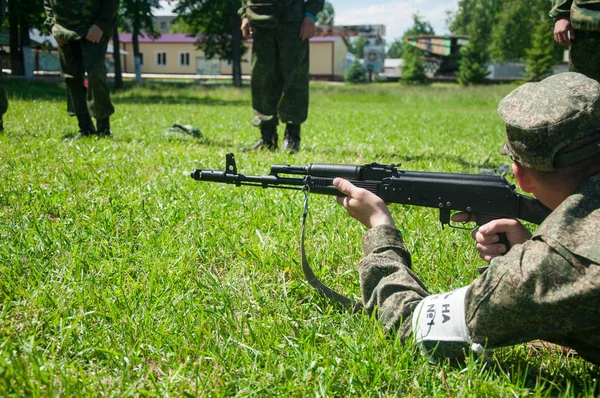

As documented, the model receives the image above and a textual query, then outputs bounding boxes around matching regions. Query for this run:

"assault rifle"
[191,153,551,311]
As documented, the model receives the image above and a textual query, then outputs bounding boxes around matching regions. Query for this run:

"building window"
[180,52,190,66]
[160,21,168,30]
[156,52,167,66]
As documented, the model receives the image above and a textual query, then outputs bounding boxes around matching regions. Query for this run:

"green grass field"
[0,78,598,396]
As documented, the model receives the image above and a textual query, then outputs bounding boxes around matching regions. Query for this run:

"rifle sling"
[301,188,363,313]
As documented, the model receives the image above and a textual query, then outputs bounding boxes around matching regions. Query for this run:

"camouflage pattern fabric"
[358,174,600,364]
[569,31,600,81]
[250,22,310,127]
[57,35,115,120]
[550,1,600,79]
[498,72,600,171]
[0,75,7,120]
[44,0,120,41]
[239,0,324,22]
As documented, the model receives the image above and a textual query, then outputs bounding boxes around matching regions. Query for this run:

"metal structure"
[404,34,469,75]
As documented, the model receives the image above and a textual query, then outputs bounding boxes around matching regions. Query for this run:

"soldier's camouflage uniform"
[357,73,600,365]
[44,0,119,131]
[550,0,600,81]
[239,0,324,130]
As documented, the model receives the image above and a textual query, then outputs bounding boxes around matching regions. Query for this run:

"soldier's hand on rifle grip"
[333,178,396,229]
[453,213,532,263]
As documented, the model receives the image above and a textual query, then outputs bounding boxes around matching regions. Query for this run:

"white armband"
[412,286,484,358]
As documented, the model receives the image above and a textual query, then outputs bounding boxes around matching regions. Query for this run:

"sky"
[156,1,458,43]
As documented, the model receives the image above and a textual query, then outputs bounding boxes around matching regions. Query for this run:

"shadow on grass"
[3,78,250,107]
[302,145,504,172]
[492,352,600,396]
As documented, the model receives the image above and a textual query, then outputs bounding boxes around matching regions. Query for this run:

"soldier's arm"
[94,0,120,36]
[43,0,55,30]
[304,0,324,19]
[549,0,573,20]
[238,0,247,19]
[358,225,429,339]
[466,237,599,352]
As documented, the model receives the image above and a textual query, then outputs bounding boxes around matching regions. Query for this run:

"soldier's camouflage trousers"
[250,22,309,127]
[58,35,114,120]
[0,72,7,119]
[570,31,600,82]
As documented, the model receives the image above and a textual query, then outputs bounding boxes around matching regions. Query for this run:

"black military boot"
[74,114,96,138]
[282,124,301,153]
[243,124,278,151]
[96,118,112,138]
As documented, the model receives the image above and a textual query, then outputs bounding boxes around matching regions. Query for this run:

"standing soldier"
[44,0,119,138]
[551,0,600,81]
[239,0,324,153]
[0,0,8,132]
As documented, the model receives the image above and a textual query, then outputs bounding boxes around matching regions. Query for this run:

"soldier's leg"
[569,31,600,82]
[246,26,283,149]
[81,36,114,135]
[0,73,8,131]
[58,41,95,134]
[276,22,309,152]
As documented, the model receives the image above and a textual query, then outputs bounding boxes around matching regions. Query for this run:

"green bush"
[344,59,367,84]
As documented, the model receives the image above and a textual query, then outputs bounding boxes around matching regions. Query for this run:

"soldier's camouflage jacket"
[44,0,120,41]
[358,174,600,364]
[239,0,324,24]
[550,0,600,31]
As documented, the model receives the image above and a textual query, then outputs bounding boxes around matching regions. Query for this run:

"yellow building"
[116,33,348,81]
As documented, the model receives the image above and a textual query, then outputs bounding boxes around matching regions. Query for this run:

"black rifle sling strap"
[301,188,363,313]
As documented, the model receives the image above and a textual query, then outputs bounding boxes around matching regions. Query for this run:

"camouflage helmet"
[498,72,600,171]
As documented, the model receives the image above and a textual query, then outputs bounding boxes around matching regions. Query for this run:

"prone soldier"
[334,72,600,364]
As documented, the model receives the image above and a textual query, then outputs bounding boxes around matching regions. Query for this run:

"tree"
[120,0,162,83]
[7,0,45,77]
[401,45,427,84]
[525,12,555,81]
[344,59,366,84]
[488,0,536,62]
[347,36,365,58]
[317,1,334,26]
[457,23,489,85]
[387,38,403,58]
[112,25,123,89]
[400,14,434,84]
[173,0,244,87]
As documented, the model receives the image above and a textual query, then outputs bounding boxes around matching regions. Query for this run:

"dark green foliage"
[120,0,161,39]
[403,13,434,38]
[450,0,561,78]
[317,1,334,26]
[344,59,367,84]
[387,38,403,58]
[400,14,434,84]
[347,36,365,59]
[173,0,244,62]
[457,35,490,85]
[525,14,556,82]
[401,44,427,84]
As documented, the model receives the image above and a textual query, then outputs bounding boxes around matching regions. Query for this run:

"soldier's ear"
[513,162,535,194]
